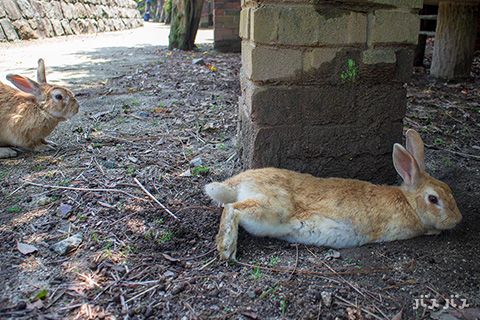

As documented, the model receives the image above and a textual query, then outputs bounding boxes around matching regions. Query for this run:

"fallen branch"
[133,177,179,220]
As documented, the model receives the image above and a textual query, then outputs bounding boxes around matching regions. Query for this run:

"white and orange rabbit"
[0,59,79,158]
[205,130,462,260]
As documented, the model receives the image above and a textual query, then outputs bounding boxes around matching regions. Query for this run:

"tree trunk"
[430,1,479,79]
[168,0,204,50]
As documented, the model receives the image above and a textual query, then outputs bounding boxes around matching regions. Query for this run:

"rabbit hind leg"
[216,199,288,260]
[216,203,240,260]
[0,147,18,158]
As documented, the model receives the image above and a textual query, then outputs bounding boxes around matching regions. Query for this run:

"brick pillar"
[213,0,241,52]
[239,0,422,184]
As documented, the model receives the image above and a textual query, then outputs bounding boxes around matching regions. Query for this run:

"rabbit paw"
[42,139,57,147]
[33,143,56,152]
[0,147,18,158]
[216,232,237,260]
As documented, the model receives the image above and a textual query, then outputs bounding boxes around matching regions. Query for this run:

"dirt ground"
[0,36,479,320]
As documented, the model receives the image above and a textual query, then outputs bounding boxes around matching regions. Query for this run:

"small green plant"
[434,138,443,145]
[0,172,8,178]
[125,165,135,174]
[219,144,227,149]
[269,257,279,266]
[117,118,125,123]
[154,218,164,224]
[252,264,262,281]
[191,166,209,176]
[7,206,21,213]
[442,158,452,166]
[130,98,140,106]
[58,179,71,186]
[158,231,173,243]
[340,59,358,83]
[34,164,45,170]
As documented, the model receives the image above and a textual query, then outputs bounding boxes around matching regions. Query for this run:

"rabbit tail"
[205,182,237,204]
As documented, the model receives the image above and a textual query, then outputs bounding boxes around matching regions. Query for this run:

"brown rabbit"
[205,130,462,260]
[0,59,79,157]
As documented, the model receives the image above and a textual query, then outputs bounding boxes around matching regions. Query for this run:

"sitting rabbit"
[205,130,462,260]
[0,59,79,158]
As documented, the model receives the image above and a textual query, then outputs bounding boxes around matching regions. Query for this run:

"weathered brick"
[238,108,402,184]
[239,8,249,39]
[242,41,302,82]
[0,17,18,40]
[251,5,367,46]
[370,9,420,45]
[240,77,406,127]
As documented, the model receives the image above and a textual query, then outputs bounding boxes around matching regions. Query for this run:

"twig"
[133,177,179,220]
[424,143,480,160]
[199,257,217,271]
[19,179,147,202]
[125,284,161,304]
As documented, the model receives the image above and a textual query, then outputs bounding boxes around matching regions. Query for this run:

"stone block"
[12,18,38,39]
[75,3,88,18]
[61,2,76,20]
[51,19,65,36]
[0,17,18,40]
[61,19,73,35]
[242,41,302,82]
[16,0,36,19]
[251,5,367,46]
[239,8,249,39]
[0,3,6,18]
[240,76,406,127]
[370,9,420,45]
[238,109,402,184]
[2,0,22,20]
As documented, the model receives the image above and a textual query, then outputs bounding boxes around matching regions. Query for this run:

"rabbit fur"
[205,130,462,260]
[0,59,79,157]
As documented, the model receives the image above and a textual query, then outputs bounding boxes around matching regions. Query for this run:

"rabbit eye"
[428,195,438,204]
[55,94,63,100]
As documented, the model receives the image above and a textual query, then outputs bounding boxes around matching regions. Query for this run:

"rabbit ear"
[393,143,422,189]
[405,129,426,172]
[6,74,44,100]
[37,58,47,84]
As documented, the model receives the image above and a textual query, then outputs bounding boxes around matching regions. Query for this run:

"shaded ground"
[0,35,479,320]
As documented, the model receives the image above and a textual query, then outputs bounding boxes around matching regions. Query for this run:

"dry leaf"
[60,202,72,218]
[17,241,38,255]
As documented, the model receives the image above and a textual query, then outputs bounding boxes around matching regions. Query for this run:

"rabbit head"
[6,59,79,120]
[393,129,462,232]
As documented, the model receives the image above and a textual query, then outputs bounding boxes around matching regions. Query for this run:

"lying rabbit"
[205,130,462,260]
[0,59,79,158]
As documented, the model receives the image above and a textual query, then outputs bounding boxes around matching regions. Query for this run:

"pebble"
[189,157,203,167]
[103,160,116,169]
[246,290,256,298]
[38,196,52,206]
[50,233,83,255]
[321,291,333,307]
[139,111,149,117]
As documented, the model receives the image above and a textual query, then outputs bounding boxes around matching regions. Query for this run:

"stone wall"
[0,0,143,42]
[239,0,422,184]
